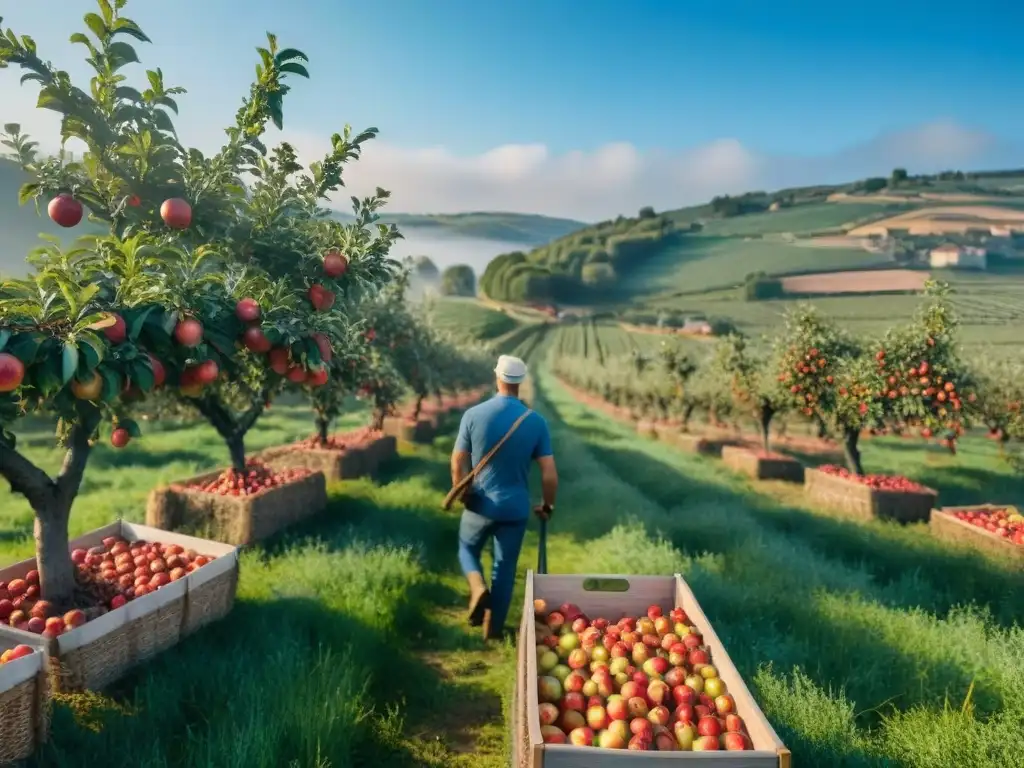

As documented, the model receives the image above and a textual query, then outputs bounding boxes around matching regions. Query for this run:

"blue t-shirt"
[455,395,553,521]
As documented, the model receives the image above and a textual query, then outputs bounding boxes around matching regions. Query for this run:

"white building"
[928,244,987,270]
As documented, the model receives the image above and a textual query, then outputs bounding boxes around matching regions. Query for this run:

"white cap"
[495,355,528,384]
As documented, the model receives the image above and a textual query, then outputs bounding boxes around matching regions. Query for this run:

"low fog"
[393,228,527,302]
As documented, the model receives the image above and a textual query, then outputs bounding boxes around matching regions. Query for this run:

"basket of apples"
[146,460,328,546]
[514,572,791,766]
[0,631,47,763]
[0,522,237,692]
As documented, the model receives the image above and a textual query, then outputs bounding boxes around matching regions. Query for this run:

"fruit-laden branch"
[0,407,102,516]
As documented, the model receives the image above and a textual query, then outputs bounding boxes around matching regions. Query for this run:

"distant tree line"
[481,207,678,303]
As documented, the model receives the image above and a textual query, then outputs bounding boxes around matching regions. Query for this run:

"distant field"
[780,269,929,295]
[696,201,903,237]
[428,298,519,340]
[642,273,1024,358]
[849,205,1024,236]
[614,236,893,297]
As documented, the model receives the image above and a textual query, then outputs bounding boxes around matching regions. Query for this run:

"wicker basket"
[146,470,328,546]
[0,632,48,765]
[722,445,805,483]
[804,468,937,523]
[259,443,366,481]
[1,522,239,693]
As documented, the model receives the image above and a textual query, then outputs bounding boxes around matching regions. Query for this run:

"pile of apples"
[0,644,35,665]
[291,427,380,452]
[186,461,312,496]
[0,536,219,635]
[818,465,927,493]
[533,600,753,752]
[951,507,1024,544]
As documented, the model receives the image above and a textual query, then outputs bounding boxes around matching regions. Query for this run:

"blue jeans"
[457,510,528,632]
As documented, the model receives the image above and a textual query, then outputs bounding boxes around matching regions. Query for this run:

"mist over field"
[390,227,524,276]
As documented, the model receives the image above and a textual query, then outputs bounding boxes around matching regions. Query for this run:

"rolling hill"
[0,157,585,276]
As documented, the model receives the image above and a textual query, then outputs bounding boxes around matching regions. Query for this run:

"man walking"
[450,355,558,641]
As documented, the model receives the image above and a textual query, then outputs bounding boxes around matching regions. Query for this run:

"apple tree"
[0,0,398,606]
[865,283,977,456]
[708,333,787,451]
[658,341,700,429]
[967,356,1023,459]
[774,305,864,472]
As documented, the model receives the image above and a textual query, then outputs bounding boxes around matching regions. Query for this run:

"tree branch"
[54,406,103,510]
[0,440,55,512]
[234,385,273,440]
[190,395,237,439]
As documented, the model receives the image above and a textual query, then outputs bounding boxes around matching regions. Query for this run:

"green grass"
[695,201,904,238]
[615,236,894,298]
[429,298,520,341]
[3,331,1024,767]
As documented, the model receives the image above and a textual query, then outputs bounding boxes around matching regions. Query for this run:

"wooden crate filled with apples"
[0,629,48,764]
[721,446,804,484]
[0,522,237,692]
[259,427,398,482]
[804,465,937,523]
[514,573,790,767]
[930,505,1024,565]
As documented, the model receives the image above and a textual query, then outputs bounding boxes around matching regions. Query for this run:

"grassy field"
[428,297,520,341]
[694,201,905,238]
[638,271,1024,358]
[2,322,1024,767]
[615,236,895,297]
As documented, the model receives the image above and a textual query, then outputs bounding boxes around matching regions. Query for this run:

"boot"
[482,609,506,642]
[466,571,490,627]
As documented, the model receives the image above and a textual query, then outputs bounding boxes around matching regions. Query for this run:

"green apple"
[703,677,725,698]
[538,650,559,672]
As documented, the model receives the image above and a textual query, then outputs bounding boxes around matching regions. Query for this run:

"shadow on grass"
[88,447,214,471]
[589,442,1024,629]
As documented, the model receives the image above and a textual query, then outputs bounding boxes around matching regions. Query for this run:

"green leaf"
[121,418,142,439]
[61,342,79,384]
[78,336,103,371]
[17,182,39,206]
[106,41,140,67]
[83,13,108,41]
[99,367,121,402]
[127,306,154,341]
[275,48,309,63]
[36,354,63,396]
[0,330,9,352]
[278,62,309,78]
[110,18,151,43]
[131,359,155,392]
[5,333,45,365]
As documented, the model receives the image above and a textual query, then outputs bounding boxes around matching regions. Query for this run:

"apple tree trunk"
[842,428,864,475]
[413,395,424,421]
[681,403,696,432]
[758,404,775,453]
[371,407,385,431]
[316,415,330,445]
[0,409,100,608]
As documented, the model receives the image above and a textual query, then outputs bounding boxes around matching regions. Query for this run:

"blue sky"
[3,0,1023,219]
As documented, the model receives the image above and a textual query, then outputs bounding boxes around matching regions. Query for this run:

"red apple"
[0,353,25,393]
[48,193,84,227]
[174,318,203,347]
[160,197,192,229]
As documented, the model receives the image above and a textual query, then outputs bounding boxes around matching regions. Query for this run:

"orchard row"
[554,284,1023,477]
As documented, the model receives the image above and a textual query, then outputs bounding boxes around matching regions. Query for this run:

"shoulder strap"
[453,409,532,493]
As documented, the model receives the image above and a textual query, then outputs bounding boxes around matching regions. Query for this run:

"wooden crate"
[804,468,937,524]
[930,506,1024,565]
[0,630,48,765]
[146,470,327,546]
[514,572,790,767]
[721,447,804,484]
[0,522,238,692]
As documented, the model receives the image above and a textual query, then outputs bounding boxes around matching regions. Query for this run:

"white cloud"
[6,81,1021,223]
[279,122,1022,222]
